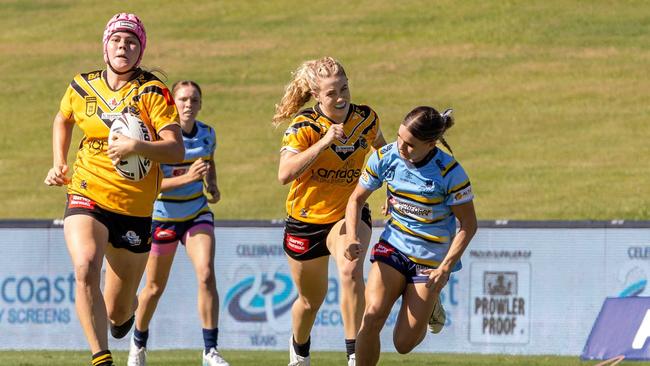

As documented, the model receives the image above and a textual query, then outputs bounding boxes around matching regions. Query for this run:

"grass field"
[1,0,649,220]
[1,350,647,366]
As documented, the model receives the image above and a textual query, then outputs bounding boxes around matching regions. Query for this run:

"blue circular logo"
[225,272,297,322]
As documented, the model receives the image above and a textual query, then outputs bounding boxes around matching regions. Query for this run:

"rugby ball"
[108,113,152,181]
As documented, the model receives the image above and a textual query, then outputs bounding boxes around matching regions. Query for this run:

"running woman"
[44,13,184,366]
[273,56,386,366]
[345,106,477,366]
[128,81,229,366]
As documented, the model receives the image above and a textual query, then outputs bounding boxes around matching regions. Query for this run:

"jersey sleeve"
[359,150,384,191]
[59,82,75,119]
[211,126,217,154]
[368,108,380,146]
[141,83,179,133]
[280,118,320,154]
[444,161,474,206]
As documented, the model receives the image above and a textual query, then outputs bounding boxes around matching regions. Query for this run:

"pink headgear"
[102,13,147,68]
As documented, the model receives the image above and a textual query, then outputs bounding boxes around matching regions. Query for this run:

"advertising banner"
[0,222,648,356]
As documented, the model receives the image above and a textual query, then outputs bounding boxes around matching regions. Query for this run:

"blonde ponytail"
[272,57,347,126]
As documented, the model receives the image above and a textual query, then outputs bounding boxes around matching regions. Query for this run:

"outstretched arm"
[344,184,375,261]
[44,112,74,186]
[425,201,477,292]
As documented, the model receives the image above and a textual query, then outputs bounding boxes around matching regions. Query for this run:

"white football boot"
[348,353,356,366]
[203,347,230,366]
[428,295,446,334]
[127,336,146,366]
[288,337,311,366]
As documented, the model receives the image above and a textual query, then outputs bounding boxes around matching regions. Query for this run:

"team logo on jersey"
[85,96,97,117]
[385,166,396,181]
[359,137,368,149]
[123,230,142,246]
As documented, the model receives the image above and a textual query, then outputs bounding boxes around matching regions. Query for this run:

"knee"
[338,262,364,288]
[107,301,132,323]
[361,307,389,332]
[195,266,216,289]
[296,294,325,314]
[73,262,101,288]
[145,282,166,299]
[394,342,415,354]
[393,333,419,354]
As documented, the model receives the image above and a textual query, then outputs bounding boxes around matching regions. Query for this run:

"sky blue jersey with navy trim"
[153,121,216,221]
[359,142,474,271]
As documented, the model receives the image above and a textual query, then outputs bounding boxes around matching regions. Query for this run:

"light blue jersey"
[153,121,216,221]
[359,142,473,271]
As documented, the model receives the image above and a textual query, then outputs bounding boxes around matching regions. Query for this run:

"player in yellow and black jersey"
[44,13,184,366]
[272,57,386,366]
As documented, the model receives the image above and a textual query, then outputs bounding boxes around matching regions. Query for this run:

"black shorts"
[64,194,152,254]
[283,204,372,261]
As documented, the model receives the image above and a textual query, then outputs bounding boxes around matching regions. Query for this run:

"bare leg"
[64,215,109,354]
[326,219,372,340]
[286,255,330,344]
[134,245,177,331]
[185,228,218,329]
[392,283,439,354]
[104,245,149,327]
[356,262,405,366]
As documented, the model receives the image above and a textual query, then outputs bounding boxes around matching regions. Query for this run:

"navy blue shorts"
[370,241,435,283]
[64,194,152,254]
[151,211,214,245]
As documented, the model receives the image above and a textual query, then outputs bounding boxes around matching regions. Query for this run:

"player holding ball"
[43,13,183,366]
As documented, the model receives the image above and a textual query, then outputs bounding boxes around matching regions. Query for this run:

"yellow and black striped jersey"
[281,104,380,224]
[59,69,179,217]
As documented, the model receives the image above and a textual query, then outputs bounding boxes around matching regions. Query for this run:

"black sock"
[91,350,113,366]
[345,339,356,358]
[293,336,311,357]
[110,314,135,339]
[133,327,149,348]
[203,327,219,353]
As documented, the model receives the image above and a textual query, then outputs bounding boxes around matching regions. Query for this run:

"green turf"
[0,350,645,366]
[1,0,648,220]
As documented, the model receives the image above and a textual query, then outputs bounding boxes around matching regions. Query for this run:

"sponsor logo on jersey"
[101,112,122,121]
[285,234,309,254]
[314,167,361,184]
[335,145,355,153]
[154,228,176,241]
[453,186,473,203]
[394,199,433,220]
[372,242,395,257]
[68,195,95,209]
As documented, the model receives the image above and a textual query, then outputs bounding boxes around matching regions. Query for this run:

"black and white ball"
[108,113,152,181]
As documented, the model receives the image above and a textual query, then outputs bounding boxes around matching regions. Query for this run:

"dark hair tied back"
[402,106,455,154]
